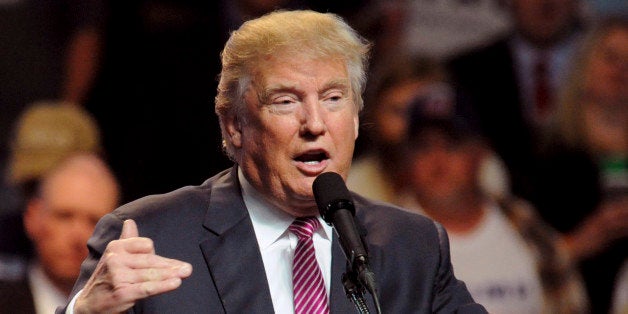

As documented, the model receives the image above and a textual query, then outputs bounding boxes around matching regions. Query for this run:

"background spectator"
[0,152,119,314]
[531,16,628,313]
[447,0,589,202]
[0,102,103,276]
[398,83,588,313]
[348,56,446,203]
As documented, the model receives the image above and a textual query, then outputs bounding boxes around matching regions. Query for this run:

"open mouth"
[295,150,329,165]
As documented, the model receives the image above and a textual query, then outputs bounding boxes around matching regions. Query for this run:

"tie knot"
[289,217,320,240]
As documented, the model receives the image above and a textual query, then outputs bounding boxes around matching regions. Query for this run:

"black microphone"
[312,172,379,307]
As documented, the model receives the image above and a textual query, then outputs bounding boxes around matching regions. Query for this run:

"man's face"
[408,130,479,205]
[228,54,359,216]
[512,0,578,46]
[24,164,118,291]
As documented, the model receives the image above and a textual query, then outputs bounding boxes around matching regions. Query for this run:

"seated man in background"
[0,99,118,314]
[0,102,104,278]
[0,152,120,313]
[397,83,589,314]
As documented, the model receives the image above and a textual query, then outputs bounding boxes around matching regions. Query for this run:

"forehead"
[251,54,349,88]
[42,167,116,215]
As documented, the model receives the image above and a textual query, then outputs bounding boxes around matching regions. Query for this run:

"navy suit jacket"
[59,166,486,313]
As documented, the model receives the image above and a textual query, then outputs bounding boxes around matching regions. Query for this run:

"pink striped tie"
[289,217,330,314]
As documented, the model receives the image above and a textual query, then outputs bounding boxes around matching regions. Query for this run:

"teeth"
[304,160,320,165]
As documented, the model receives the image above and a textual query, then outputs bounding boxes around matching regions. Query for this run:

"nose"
[299,98,327,137]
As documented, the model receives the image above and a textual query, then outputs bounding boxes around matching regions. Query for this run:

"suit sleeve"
[431,222,488,313]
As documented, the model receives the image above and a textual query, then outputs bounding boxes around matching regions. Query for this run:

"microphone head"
[312,172,355,223]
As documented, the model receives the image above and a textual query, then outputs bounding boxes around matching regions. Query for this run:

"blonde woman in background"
[530,16,628,314]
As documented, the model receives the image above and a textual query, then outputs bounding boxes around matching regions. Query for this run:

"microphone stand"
[342,266,382,314]
[342,271,370,314]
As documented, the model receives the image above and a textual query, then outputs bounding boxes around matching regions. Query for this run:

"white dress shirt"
[29,263,68,314]
[510,33,581,126]
[239,169,333,314]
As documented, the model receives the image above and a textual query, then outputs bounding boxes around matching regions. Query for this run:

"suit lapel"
[199,167,274,313]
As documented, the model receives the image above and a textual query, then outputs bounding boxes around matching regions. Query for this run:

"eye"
[322,91,346,109]
[325,92,343,101]
[267,94,299,114]
[271,96,296,105]
[273,98,294,105]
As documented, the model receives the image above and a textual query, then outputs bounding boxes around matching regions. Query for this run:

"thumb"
[120,219,139,239]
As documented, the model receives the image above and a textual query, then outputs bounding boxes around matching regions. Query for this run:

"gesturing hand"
[74,219,193,314]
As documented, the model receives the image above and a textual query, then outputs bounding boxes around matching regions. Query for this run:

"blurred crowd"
[0,0,625,313]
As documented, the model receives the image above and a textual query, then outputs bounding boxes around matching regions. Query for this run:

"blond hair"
[547,16,628,151]
[215,10,371,158]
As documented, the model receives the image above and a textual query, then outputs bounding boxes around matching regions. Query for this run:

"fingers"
[110,276,185,304]
[76,275,186,314]
[93,256,192,310]
[116,219,154,254]
[109,262,192,286]
[120,219,139,239]
[74,218,193,313]
[121,253,193,274]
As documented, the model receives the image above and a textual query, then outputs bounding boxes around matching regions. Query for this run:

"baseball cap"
[406,82,480,143]
[8,101,102,184]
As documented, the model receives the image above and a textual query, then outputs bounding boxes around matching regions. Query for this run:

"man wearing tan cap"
[0,102,103,280]
[0,102,118,314]
[0,152,120,314]
[8,101,102,185]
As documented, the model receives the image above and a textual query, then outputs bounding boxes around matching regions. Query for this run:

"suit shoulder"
[352,193,440,238]
[112,169,230,222]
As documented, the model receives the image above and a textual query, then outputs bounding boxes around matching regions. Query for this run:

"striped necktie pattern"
[289,217,330,314]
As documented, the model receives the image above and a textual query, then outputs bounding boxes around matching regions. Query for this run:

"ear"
[23,198,45,241]
[225,114,243,148]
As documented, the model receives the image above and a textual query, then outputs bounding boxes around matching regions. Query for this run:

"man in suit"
[447,0,586,200]
[0,153,119,314]
[61,10,486,313]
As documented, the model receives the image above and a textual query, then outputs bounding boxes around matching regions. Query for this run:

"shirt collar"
[238,168,332,250]
[28,263,67,314]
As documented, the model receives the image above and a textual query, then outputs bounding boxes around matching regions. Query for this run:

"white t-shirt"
[448,203,544,314]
